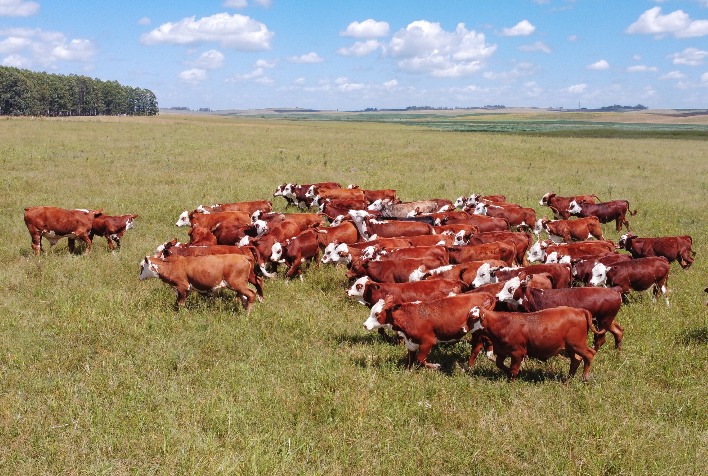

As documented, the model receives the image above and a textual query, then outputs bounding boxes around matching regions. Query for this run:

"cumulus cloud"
[626,65,658,72]
[387,20,497,78]
[587,59,610,70]
[194,49,225,69]
[564,83,587,93]
[501,20,536,37]
[179,68,207,83]
[519,41,551,53]
[660,70,686,80]
[1,53,30,67]
[669,47,708,65]
[341,19,390,38]
[626,7,708,38]
[700,72,708,84]
[482,62,537,80]
[287,52,323,63]
[0,0,39,16]
[0,27,97,67]
[223,0,271,8]
[337,39,381,57]
[141,13,273,50]
[255,58,277,68]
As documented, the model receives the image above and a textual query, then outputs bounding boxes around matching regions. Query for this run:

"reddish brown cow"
[177,210,251,229]
[536,216,604,242]
[346,186,398,204]
[346,245,449,280]
[475,203,536,230]
[348,210,433,240]
[315,187,367,204]
[468,306,602,382]
[362,256,448,283]
[567,199,636,232]
[539,193,601,219]
[90,213,138,251]
[448,240,517,267]
[439,213,509,233]
[139,254,257,312]
[572,254,632,285]
[347,276,465,306]
[24,206,103,255]
[484,263,573,289]
[319,198,369,220]
[590,256,671,306]
[528,239,616,263]
[271,229,320,279]
[467,231,533,265]
[364,292,496,369]
[316,221,359,249]
[405,234,454,247]
[197,200,272,215]
[618,232,695,269]
[412,260,507,288]
[188,226,219,245]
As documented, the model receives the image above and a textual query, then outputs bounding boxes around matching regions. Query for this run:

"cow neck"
[522,284,539,312]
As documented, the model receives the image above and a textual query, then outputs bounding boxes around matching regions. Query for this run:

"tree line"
[0,66,158,116]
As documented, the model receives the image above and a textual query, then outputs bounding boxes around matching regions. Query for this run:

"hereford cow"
[348,210,433,240]
[139,254,258,312]
[188,226,219,246]
[472,262,572,289]
[474,203,536,230]
[572,254,632,285]
[567,199,636,232]
[410,260,507,288]
[527,239,616,263]
[270,229,320,279]
[539,193,601,219]
[316,221,359,249]
[468,306,602,382]
[590,256,671,306]
[618,233,695,269]
[438,213,509,233]
[347,276,464,306]
[467,231,533,265]
[89,213,138,251]
[534,216,604,243]
[318,198,369,220]
[364,292,496,369]
[312,187,366,206]
[361,256,448,283]
[196,200,272,215]
[497,277,624,350]
[448,240,517,267]
[176,210,251,229]
[24,206,103,255]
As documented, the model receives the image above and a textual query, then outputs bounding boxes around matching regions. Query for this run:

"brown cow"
[318,198,369,220]
[411,260,507,288]
[176,210,251,229]
[347,275,464,306]
[467,231,533,265]
[474,262,572,289]
[527,239,616,263]
[438,213,509,233]
[618,232,695,269]
[376,199,454,218]
[468,306,602,382]
[90,213,138,251]
[24,206,103,255]
[535,216,604,243]
[590,256,671,306]
[362,256,448,283]
[448,240,516,267]
[348,210,433,240]
[188,226,219,245]
[270,229,320,279]
[316,221,359,249]
[572,253,632,285]
[139,254,257,312]
[539,193,601,219]
[567,199,636,232]
[474,203,536,230]
[314,187,367,205]
[364,292,496,369]
[196,200,272,215]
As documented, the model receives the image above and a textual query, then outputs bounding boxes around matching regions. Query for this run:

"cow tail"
[592,194,603,203]
[585,309,606,335]
[626,201,637,216]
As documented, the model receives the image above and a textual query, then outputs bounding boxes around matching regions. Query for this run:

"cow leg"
[416,341,440,370]
[78,233,92,254]
[507,353,524,381]
[610,321,624,350]
[68,238,76,253]
[406,349,417,369]
[229,282,256,313]
[106,236,115,251]
[467,333,486,368]
[285,257,303,279]
[495,353,512,380]
[592,331,607,352]
[31,233,42,255]
[174,288,188,310]
[568,346,595,382]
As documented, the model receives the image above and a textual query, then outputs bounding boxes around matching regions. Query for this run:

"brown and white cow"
[348,210,433,240]
[24,206,103,255]
[472,262,572,289]
[318,198,369,220]
[364,292,496,369]
[527,239,616,263]
[567,199,636,232]
[316,221,359,249]
[347,276,464,306]
[534,216,604,243]
[448,240,517,267]
[618,232,695,269]
[539,193,601,219]
[572,253,632,285]
[437,213,509,233]
[176,210,251,229]
[468,306,602,382]
[590,256,671,306]
[89,213,138,251]
[474,203,536,230]
[360,256,448,283]
[139,254,258,312]
[196,200,272,215]
[466,231,533,265]
[270,229,320,279]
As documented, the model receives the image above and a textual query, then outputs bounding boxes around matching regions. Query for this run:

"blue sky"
[1,0,707,110]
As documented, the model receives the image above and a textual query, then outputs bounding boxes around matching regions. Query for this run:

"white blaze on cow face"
[139,257,159,280]
[545,251,560,263]
[567,200,582,215]
[454,196,466,209]
[533,219,544,236]
[282,183,295,199]
[251,210,262,223]
[408,265,427,282]
[364,299,386,331]
[453,230,467,246]
[270,242,284,263]
[527,240,544,262]
[496,276,521,304]
[238,235,251,247]
[361,245,377,261]
[254,220,268,236]
[471,263,494,288]
[321,242,336,264]
[305,185,316,198]
[473,203,487,215]
[589,263,609,287]
[347,276,370,304]
[125,217,135,230]
[176,211,191,227]
[540,193,552,206]
[367,199,384,211]
[466,195,479,207]
[329,215,344,227]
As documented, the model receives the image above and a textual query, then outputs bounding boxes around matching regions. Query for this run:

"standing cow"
[24,206,103,255]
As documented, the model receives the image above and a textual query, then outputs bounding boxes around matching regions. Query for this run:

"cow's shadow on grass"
[679,327,708,345]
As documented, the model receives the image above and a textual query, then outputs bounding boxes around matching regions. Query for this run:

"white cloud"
[337,39,381,57]
[0,0,39,16]
[141,13,273,50]
[482,62,537,80]
[669,47,708,65]
[565,83,587,93]
[587,59,610,70]
[700,72,708,83]
[2,53,31,67]
[660,70,686,80]
[341,19,390,38]
[626,7,708,38]
[501,20,536,37]
[519,41,551,53]
[138,17,151,26]
[194,49,225,69]
[383,79,398,90]
[287,52,323,63]
[223,0,248,8]
[626,65,658,72]
[0,27,97,67]
[255,58,277,68]
[568,34,577,41]
[387,21,497,78]
[179,68,207,83]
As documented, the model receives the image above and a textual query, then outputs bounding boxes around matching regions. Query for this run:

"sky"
[1,0,708,111]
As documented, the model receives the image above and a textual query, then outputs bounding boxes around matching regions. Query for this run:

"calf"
[90,213,138,251]
[468,306,601,382]
[474,203,536,230]
[364,292,496,369]
[567,199,636,232]
[618,233,695,269]
[572,254,632,285]
[590,257,671,306]
[539,193,601,219]
[348,276,464,306]
[196,200,272,215]
[535,216,604,243]
[139,254,257,312]
[472,262,572,289]
[497,277,624,350]
[270,229,320,279]
[362,256,448,283]
[24,206,103,255]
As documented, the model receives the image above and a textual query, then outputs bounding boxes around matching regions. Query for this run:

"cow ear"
[370,284,380,290]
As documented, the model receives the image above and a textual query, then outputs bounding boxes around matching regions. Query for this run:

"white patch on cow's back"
[74,208,89,213]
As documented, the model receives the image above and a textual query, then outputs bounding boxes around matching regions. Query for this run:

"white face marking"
[469,306,482,318]
[363,299,385,330]
[527,241,544,262]
[454,196,465,209]
[496,276,521,303]
[567,200,581,214]
[540,193,551,206]
[282,183,295,198]
[406,209,418,217]
[238,235,251,247]
[367,199,383,211]
[473,203,486,215]
[533,219,544,236]
[271,242,283,262]
[125,218,135,230]
[466,195,478,207]
[254,220,268,236]
[453,230,467,246]
[139,258,159,280]
[589,263,608,287]
[408,266,426,282]
[330,215,344,227]
[305,185,316,198]
[176,210,190,227]
[545,251,559,263]
[321,242,336,264]
[471,263,493,288]
[251,210,262,223]
[361,245,377,260]
[347,276,369,304]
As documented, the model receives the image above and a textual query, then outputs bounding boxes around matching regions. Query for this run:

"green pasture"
[0,114,706,475]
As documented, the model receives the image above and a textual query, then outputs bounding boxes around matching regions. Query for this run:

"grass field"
[1,113,706,475]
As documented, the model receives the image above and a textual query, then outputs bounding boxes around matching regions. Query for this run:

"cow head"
[540,192,555,206]
[367,199,384,211]
[496,276,522,305]
[282,183,296,199]
[125,215,138,230]
[253,219,269,237]
[251,210,262,223]
[567,200,582,216]
[471,263,494,288]
[454,196,466,209]
[406,207,421,217]
[527,240,545,262]
[453,230,468,246]
[329,215,345,227]
[617,232,636,249]
[363,296,395,331]
[589,262,609,287]
[407,265,428,282]
[270,242,286,263]
[175,210,191,227]
[154,239,179,257]
[473,203,487,215]
[139,256,159,280]
[347,276,370,304]
[468,306,485,333]
[305,185,317,199]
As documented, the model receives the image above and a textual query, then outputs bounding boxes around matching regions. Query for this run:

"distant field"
[1,114,706,475]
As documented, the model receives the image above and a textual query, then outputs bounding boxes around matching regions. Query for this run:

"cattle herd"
[23,181,698,382]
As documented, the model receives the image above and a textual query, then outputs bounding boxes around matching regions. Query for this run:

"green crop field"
[1,113,706,475]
